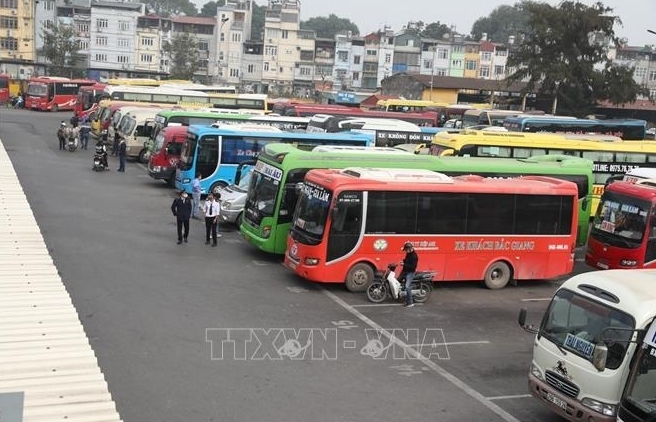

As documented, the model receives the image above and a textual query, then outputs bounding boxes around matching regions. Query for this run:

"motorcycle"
[67,136,77,152]
[365,263,434,304]
[10,96,24,109]
[93,153,107,171]
[66,127,79,152]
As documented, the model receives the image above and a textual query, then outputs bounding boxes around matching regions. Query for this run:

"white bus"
[104,85,209,105]
[519,269,656,422]
[159,83,237,94]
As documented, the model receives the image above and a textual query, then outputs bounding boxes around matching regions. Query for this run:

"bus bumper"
[528,373,615,422]
[148,166,175,181]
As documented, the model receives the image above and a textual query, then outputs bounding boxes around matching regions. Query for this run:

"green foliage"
[39,23,83,77]
[198,0,225,17]
[506,1,644,116]
[422,22,451,40]
[163,33,200,80]
[143,0,198,17]
[250,3,265,41]
[470,3,529,43]
[300,14,359,39]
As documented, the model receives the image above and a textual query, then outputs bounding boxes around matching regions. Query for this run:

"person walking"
[57,121,67,150]
[117,138,126,172]
[399,242,419,308]
[171,191,192,244]
[191,173,202,219]
[203,193,221,247]
[79,122,91,150]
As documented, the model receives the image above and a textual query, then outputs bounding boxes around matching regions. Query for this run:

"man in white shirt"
[203,193,221,246]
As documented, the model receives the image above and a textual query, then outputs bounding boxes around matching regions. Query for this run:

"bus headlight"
[619,259,637,267]
[262,226,271,238]
[152,166,161,172]
[581,398,616,416]
[222,201,233,210]
[530,362,543,380]
[304,258,319,265]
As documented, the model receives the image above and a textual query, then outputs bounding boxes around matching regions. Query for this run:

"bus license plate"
[546,392,567,411]
[597,262,609,269]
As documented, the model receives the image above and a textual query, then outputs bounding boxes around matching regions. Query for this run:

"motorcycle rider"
[399,242,419,308]
[94,138,109,170]
[57,121,67,150]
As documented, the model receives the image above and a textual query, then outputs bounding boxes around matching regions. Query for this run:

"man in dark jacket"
[171,191,192,244]
[399,242,419,308]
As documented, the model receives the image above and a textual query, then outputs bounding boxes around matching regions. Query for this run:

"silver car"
[217,171,252,225]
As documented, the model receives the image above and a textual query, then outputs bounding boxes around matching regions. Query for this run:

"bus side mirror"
[518,308,539,334]
[581,197,589,212]
[592,344,608,372]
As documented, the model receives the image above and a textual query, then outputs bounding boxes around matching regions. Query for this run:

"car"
[217,171,252,225]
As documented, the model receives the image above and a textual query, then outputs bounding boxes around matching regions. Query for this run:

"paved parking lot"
[0,108,595,421]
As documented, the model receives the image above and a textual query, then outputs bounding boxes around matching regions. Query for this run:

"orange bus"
[586,180,656,269]
[24,77,97,111]
[74,83,107,119]
[0,74,10,104]
[284,168,579,291]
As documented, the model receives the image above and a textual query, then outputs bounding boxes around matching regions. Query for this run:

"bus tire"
[167,173,176,187]
[345,263,374,292]
[138,148,148,164]
[483,261,512,290]
[209,181,227,196]
[51,104,58,112]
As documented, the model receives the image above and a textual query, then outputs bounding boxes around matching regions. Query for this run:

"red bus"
[586,180,656,269]
[25,77,96,111]
[272,101,440,127]
[284,168,579,291]
[147,125,188,186]
[0,74,10,104]
[74,83,107,119]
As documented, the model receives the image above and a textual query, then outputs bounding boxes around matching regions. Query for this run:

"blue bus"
[503,116,647,140]
[175,125,375,195]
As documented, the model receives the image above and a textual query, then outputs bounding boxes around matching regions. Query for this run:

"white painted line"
[352,303,404,307]
[136,162,147,171]
[487,394,533,401]
[407,340,490,347]
[322,289,521,422]
[520,298,552,302]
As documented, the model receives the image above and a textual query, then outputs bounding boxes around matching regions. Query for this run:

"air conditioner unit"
[11,10,16,15]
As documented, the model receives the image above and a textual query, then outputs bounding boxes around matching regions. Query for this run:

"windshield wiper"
[540,330,568,356]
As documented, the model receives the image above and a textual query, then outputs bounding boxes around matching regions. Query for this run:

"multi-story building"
[217,0,253,87]
[612,44,656,99]
[170,16,215,83]
[392,30,420,75]
[57,0,91,76]
[0,0,36,78]
[134,14,170,77]
[361,27,394,90]
[33,0,56,73]
[241,40,263,93]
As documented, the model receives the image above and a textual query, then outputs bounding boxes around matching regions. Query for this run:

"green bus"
[240,144,594,254]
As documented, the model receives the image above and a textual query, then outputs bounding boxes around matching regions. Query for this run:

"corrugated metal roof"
[0,139,122,422]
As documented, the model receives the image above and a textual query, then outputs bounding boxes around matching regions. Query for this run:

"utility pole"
[217,17,229,85]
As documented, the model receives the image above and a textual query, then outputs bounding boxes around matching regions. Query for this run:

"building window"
[96,36,108,46]
[649,71,656,82]
[0,16,17,29]
[337,51,348,62]
[435,68,447,76]
[385,54,391,63]
[263,62,270,71]
[650,89,656,99]
[0,0,17,7]
[282,29,289,39]
[0,37,17,50]
[366,49,377,57]
[451,59,462,68]
[77,39,88,50]
[299,67,311,76]
[437,48,448,59]
[634,67,647,79]
[96,18,108,29]
[247,64,255,73]
[480,65,490,78]
[198,59,208,70]
[352,71,360,81]
[353,55,361,65]
[77,22,88,33]
[494,65,505,76]
[44,19,54,30]
[118,20,130,31]
[117,55,129,64]
[198,40,209,51]
[265,46,277,56]
[452,45,464,53]
[94,53,107,62]
[140,54,153,62]
[423,59,433,70]
[118,38,130,48]
[495,49,507,56]
[44,0,54,11]
[229,68,239,77]
[481,51,492,61]
[231,32,241,42]
[141,37,154,46]
[465,60,477,70]
[266,28,280,39]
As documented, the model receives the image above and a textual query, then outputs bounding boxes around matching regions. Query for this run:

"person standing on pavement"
[171,191,192,244]
[57,121,67,150]
[78,121,91,150]
[203,193,221,246]
[117,138,126,172]
[399,242,419,308]
[191,173,202,219]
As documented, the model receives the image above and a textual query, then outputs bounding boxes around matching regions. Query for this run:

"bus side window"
[645,212,656,263]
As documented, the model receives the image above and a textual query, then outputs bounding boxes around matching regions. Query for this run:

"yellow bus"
[376,99,448,113]
[430,130,656,214]
[106,78,163,86]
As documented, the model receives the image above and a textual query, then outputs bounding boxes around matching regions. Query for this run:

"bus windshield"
[27,83,47,96]
[622,334,656,418]
[540,288,635,370]
[244,171,280,226]
[591,192,650,245]
[291,182,333,240]
[180,136,198,171]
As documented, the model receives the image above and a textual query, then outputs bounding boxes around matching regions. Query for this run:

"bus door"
[646,207,656,267]
[327,191,364,262]
[197,135,220,182]
[47,82,54,103]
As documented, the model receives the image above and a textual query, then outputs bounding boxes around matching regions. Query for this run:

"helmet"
[60,122,66,126]
[402,242,413,251]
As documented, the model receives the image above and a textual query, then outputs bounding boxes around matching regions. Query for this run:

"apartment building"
[134,15,171,76]
[0,0,36,78]
[333,31,364,90]
[170,16,215,83]
[217,0,253,86]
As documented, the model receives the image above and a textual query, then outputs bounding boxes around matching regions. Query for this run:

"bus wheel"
[345,263,374,292]
[51,104,58,112]
[483,261,512,290]
[138,149,148,164]
[167,174,175,187]
[210,181,227,196]
[236,212,243,227]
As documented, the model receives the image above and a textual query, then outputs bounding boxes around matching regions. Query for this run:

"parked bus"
[116,107,165,161]
[147,125,188,186]
[106,78,162,86]
[503,116,648,140]
[376,99,448,113]
[25,77,96,111]
[605,167,656,186]
[284,168,578,291]
[160,83,237,94]
[617,318,656,422]
[586,180,656,269]
[430,130,656,214]
[461,109,545,128]
[0,74,10,104]
[240,145,592,256]
[175,126,375,196]
[74,83,107,119]
[272,102,441,127]
[104,85,209,106]
[517,269,656,422]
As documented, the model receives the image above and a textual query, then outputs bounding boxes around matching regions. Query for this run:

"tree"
[143,0,197,17]
[163,33,200,80]
[506,1,646,116]
[250,2,265,41]
[300,14,359,39]
[470,3,529,43]
[199,0,224,17]
[39,23,83,77]
[421,22,451,40]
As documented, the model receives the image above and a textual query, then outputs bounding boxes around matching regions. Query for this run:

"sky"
[191,0,655,46]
